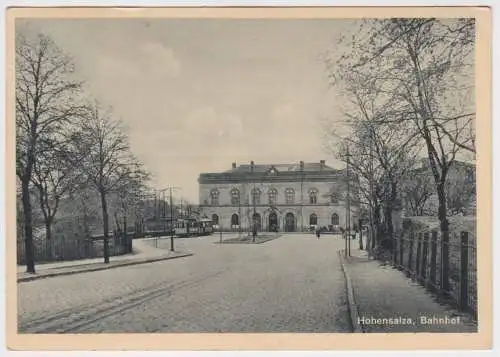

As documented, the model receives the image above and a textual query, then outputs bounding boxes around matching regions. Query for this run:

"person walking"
[315,225,321,239]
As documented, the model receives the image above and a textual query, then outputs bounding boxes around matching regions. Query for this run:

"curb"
[338,250,364,333]
[17,253,194,283]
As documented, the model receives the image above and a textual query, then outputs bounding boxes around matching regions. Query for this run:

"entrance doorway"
[285,212,295,232]
[268,212,278,232]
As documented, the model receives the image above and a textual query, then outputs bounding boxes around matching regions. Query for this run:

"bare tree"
[16,33,84,273]
[325,69,421,251]
[115,174,150,238]
[30,133,81,242]
[331,135,384,251]
[402,171,434,216]
[331,18,475,288]
[74,102,146,263]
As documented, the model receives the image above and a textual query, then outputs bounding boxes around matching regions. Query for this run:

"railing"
[391,230,477,319]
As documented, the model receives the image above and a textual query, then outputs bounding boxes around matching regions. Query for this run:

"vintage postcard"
[6,6,492,351]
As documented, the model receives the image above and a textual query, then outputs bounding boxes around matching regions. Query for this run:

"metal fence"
[17,231,133,265]
[391,230,477,319]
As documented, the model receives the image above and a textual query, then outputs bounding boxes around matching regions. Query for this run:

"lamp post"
[161,190,167,248]
[169,186,181,251]
[238,184,242,239]
[159,186,181,251]
[252,166,257,242]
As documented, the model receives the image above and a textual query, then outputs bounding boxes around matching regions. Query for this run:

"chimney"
[300,161,304,171]
[250,160,254,172]
[232,162,236,169]
[320,160,325,170]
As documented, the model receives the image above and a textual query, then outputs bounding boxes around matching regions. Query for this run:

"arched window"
[309,189,318,204]
[268,188,278,205]
[231,188,240,205]
[210,189,219,206]
[331,213,339,226]
[231,213,239,226]
[251,188,261,205]
[285,188,295,204]
[212,214,219,225]
[309,213,318,225]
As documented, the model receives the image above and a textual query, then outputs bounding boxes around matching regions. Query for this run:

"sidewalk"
[17,238,193,283]
[339,248,478,333]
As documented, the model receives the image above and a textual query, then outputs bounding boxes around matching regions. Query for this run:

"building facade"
[198,160,360,232]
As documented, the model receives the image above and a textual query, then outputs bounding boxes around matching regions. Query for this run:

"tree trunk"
[82,203,90,237]
[384,205,393,245]
[21,177,36,273]
[437,181,450,290]
[44,218,57,260]
[358,218,363,250]
[45,219,52,241]
[114,211,121,232]
[372,203,381,250]
[99,189,110,264]
[383,182,398,251]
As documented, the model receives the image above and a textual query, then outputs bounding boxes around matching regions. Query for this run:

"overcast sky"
[17,18,355,203]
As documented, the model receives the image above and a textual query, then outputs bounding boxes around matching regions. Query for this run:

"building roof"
[223,162,337,174]
[198,160,357,184]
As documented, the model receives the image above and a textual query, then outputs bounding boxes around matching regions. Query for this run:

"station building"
[198,160,360,232]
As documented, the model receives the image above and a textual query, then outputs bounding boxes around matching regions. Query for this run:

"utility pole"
[162,190,166,232]
[159,186,181,251]
[345,143,351,257]
[156,189,167,249]
[300,161,304,232]
[252,163,257,242]
[238,182,243,239]
[369,126,375,256]
[170,187,175,251]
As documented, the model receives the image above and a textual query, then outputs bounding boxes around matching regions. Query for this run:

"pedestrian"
[315,225,321,239]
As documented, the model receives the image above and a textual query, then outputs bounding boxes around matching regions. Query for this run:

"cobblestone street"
[18,234,351,333]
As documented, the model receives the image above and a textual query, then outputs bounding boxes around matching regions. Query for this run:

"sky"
[17,18,357,203]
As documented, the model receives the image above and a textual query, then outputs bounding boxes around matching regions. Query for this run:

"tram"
[174,217,214,237]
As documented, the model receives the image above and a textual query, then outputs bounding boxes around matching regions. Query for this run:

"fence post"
[359,224,363,250]
[430,231,438,287]
[421,232,429,280]
[415,233,422,280]
[399,233,404,267]
[460,231,469,311]
[441,229,450,292]
[408,231,414,272]
[392,235,397,265]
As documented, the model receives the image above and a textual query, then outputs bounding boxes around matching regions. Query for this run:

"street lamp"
[158,186,181,251]
[169,186,181,251]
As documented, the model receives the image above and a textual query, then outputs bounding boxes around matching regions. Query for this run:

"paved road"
[18,234,351,333]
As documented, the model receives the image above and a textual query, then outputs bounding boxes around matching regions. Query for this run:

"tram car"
[198,218,214,236]
[174,217,214,237]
